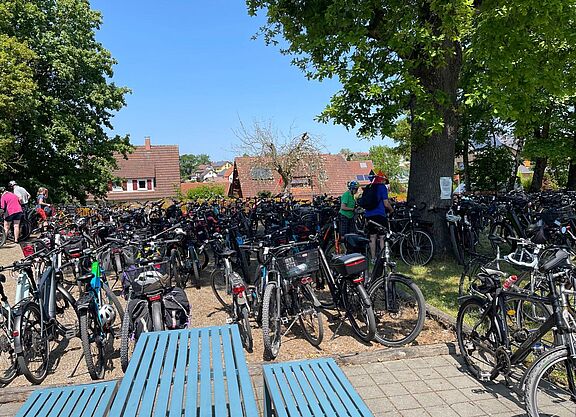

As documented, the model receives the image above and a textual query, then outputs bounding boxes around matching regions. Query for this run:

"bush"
[185,184,225,200]
[468,147,514,192]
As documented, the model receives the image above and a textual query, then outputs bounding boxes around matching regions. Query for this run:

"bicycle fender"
[76,293,93,313]
[355,283,372,308]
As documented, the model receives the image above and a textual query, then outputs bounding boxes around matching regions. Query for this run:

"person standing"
[1,186,23,243]
[363,171,394,260]
[36,187,51,222]
[339,180,359,236]
[9,181,30,209]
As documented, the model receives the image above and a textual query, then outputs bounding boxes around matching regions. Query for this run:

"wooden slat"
[283,364,314,417]
[317,360,361,417]
[325,360,373,417]
[109,331,153,415]
[230,325,258,417]
[184,329,200,417]
[199,327,212,417]
[154,330,180,417]
[263,366,289,417]
[290,365,325,417]
[169,330,191,417]
[122,332,161,417]
[46,387,74,417]
[15,390,44,417]
[273,367,300,416]
[50,388,84,417]
[298,362,337,417]
[27,389,61,417]
[211,327,226,416]
[309,360,349,416]
[92,381,118,417]
[221,325,243,417]
[69,385,100,416]
[83,383,107,416]
[139,331,170,416]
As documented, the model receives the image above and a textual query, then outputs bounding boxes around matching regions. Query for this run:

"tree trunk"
[567,160,576,190]
[407,41,462,251]
[463,136,471,192]
[529,157,547,192]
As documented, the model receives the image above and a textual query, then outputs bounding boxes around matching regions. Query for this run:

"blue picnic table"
[15,325,259,417]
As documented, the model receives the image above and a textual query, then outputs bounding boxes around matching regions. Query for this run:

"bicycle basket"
[277,249,319,279]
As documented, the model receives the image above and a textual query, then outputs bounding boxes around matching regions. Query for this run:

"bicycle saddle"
[480,267,506,277]
[487,234,506,244]
[220,249,236,258]
[343,234,370,248]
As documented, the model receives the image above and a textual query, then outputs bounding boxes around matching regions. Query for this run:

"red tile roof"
[229,154,374,199]
[106,141,180,201]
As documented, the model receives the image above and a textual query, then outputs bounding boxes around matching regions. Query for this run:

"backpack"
[163,286,191,329]
[357,185,380,210]
[127,298,152,339]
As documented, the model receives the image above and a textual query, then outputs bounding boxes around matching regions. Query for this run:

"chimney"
[144,136,151,150]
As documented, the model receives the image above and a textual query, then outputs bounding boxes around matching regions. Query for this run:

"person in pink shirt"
[1,186,23,243]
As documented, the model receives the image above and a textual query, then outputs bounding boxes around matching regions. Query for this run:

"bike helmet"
[348,180,359,190]
[98,304,116,327]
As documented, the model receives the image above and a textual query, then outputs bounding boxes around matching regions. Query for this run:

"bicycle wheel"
[102,283,124,342]
[343,281,376,342]
[237,304,253,352]
[151,301,164,331]
[170,249,185,288]
[369,275,426,347]
[120,311,135,373]
[210,268,231,309]
[449,224,464,265]
[399,230,434,266]
[18,220,31,241]
[489,221,517,254]
[298,284,323,347]
[79,306,105,380]
[524,346,576,417]
[456,297,499,381]
[0,307,17,385]
[17,302,49,384]
[262,282,281,360]
[0,226,6,248]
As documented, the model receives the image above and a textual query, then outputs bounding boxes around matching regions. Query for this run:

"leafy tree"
[184,184,225,201]
[368,145,402,180]
[0,0,131,202]
[468,147,515,193]
[246,0,576,248]
[180,153,211,180]
[339,148,354,161]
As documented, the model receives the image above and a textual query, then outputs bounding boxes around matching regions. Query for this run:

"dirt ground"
[0,243,455,388]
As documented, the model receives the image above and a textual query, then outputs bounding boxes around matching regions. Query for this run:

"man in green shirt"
[339,180,359,236]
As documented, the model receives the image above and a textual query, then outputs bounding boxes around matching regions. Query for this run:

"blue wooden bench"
[262,358,374,417]
[15,381,117,417]
[109,324,258,417]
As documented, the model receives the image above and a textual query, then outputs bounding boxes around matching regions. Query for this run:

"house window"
[291,177,311,188]
[251,167,273,180]
[138,180,147,190]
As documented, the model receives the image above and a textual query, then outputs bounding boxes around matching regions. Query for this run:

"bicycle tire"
[262,282,281,360]
[238,304,253,352]
[198,247,209,270]
[343,281,376,342]
[456,297,500,381]
[102,283,124,340]
[399,230,434,266]
[120,310,135,373]
[151,301,164,331]
[449,224,464,265]
[170,249,184,289]
[79,307,105,380]
[369,275,426,347]
[18,219,31,241]
[298,284,323,347]
[524,346,576,417]
[210,268,231,309]
[0,306,17,385]
[0,227,6,248]
[17,302,49,384]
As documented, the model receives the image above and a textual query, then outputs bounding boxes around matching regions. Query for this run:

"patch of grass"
[396,255,463,318]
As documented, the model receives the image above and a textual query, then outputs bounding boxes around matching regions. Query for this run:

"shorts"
[339,215,356,237]
[5,212,23,222]
[366,215,387,235]
[36,208,47,220]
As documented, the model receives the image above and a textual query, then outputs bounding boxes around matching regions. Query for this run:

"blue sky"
[90,0,392,160]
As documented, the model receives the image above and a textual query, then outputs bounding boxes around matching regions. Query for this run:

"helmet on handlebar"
[347,180,359,190]
[98,304,116,328]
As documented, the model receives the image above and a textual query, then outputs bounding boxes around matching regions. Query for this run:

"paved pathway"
[249,353,532,417]
[1,352,559,416]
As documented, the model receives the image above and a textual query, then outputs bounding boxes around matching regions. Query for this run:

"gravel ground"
[0,244,454,388]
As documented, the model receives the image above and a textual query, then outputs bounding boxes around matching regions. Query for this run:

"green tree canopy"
[180,154,211,180]
[0,0,131,202]
[368,145,402,180]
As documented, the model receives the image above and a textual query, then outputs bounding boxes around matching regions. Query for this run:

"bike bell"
[99,304,116,327]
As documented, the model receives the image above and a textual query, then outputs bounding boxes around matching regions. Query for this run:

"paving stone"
[426,356,454,367]
[364,397,396,415]
[379,383,410,397]
[355,384,385,400]
[342,364,369,377]
[414,392,446,408]
[400,408,430,417]
[449,375,482,389]
[462,386,501,402]
[405,357,432,369]
[0,402,23,417]
[424,377,455,392]
[385,361,412,373]
[394,369,421,383]
[387,394,421,411]
[375,411,402,417]
[426,405,462,417]
[412,366,443,380]
[400,379,432,394]
[363,362,389,374]
[371,371,398,385]
[450,402,488,417]
[348,373,380,388]
[475,398,515,415]
[436,389,472,405]
[435,364,466,377]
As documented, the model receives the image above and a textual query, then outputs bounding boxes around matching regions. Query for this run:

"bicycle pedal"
[280,317,289,325]
[225,318,234,325]
[64,328,77,339]
[478,372,491,382]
